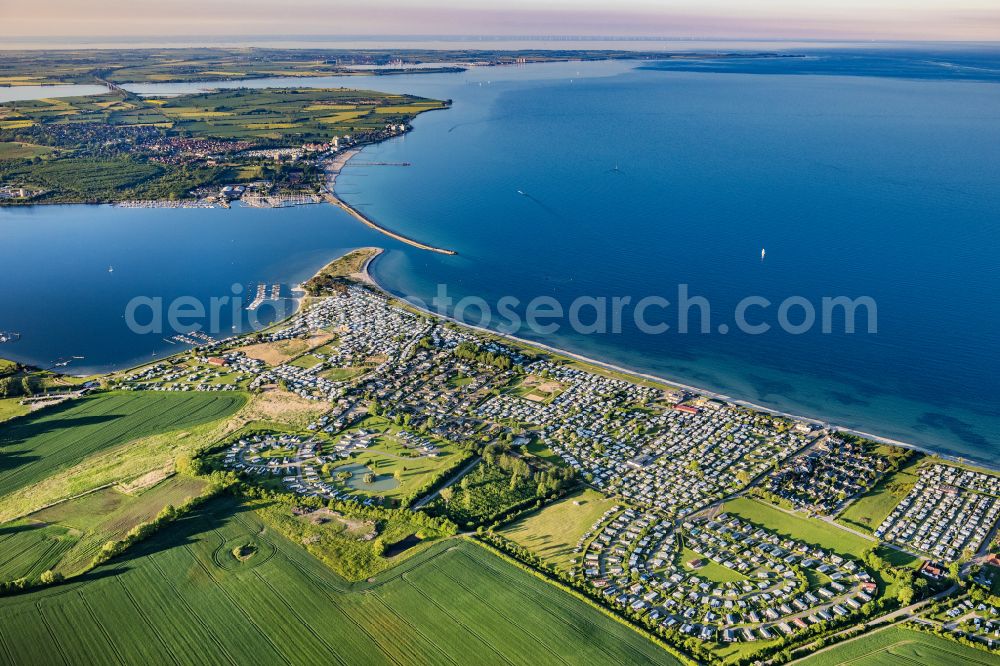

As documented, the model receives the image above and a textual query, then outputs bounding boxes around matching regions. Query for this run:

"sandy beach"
[356,249,994,472]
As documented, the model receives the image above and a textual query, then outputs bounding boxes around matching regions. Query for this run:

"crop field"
[0,498,681,665]
[796,626,996,665]
[0,475,207,580]
[20,158,164,194]
[499,488,619,570]
[721,497,872,558]
[0,391,245,499]
[0,88,446,144]
[0,141,55,160]
[0,522,75,581]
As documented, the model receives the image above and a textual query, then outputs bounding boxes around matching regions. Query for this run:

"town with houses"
[102,248,1000,662]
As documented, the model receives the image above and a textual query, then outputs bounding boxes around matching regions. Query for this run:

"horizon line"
[4,34,1000,46]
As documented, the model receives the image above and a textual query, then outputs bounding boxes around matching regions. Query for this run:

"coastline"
[323,150,457,256]
[357,249,996,473]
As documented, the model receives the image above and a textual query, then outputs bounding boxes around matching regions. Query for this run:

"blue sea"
[2,49,999,463]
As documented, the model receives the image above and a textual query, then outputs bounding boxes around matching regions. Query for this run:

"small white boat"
[761,248,766,262]
[108,265,114,273]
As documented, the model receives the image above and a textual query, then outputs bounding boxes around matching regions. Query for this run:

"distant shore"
[357,249,997,473]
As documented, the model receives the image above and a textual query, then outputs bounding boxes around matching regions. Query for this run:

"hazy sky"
[4,0,1000,41]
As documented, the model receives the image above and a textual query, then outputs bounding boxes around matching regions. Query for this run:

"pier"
[246,283,268,311]
[322,193,457,256]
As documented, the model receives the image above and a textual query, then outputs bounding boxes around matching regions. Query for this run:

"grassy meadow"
[721,497,872,558]
[0,391,245,500]
[0,475,207,580]
[837,454,924,534]
[0,498,681,666]
[499,488,618,571]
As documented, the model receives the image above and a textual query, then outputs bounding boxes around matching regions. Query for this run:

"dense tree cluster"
[454,341,514,370]
[0,374,39,398]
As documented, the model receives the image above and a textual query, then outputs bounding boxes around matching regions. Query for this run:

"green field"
[0,391,245,499]
[796,626,996,665]
[678,546,749,584]
[1,88,445,144]
[837,455,924,534]
[722,497,872,558]
[0,398,29,423]
[312,416,469,502]
[320,366,364,382]
[499,488,618,570]
[0,475,207,580]
[0,141,55,160]
[0,497,681,665]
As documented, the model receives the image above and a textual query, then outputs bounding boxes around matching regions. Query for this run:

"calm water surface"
[3,54,999,463]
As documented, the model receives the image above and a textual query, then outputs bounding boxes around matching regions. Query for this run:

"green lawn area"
[722,497,872,558]
[0,398,29,424]
[525,439,566,465]
[499,488,618,571]
[288,354,324,370]
[678,546,749,583]
[837,455,925,534]
[0,391,245,500]
[319,366,364,382]
[796,625,997,666]
[0,498,681,665]
[0,474,207,579]
[320,418,468,502]
[448,375,476,388]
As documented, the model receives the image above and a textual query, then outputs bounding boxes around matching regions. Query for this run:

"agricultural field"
[837,454,925,534]
[0,391,245,500]
[0,474,207,580]
[0,497,681,665]
[499,488,619,570]
[0,88,446,203]
[0,88,446,144]
[796,625,997,666]
[153,88,447,142]
[0,141,55,160]
[721,497,872,558]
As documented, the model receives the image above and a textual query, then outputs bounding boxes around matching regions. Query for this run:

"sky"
[3,0,1000,42]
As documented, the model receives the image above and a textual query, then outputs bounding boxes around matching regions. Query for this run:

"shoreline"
[358,250,997,474]
[323,150,457,256]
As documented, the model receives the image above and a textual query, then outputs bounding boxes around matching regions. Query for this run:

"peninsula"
[1,247,997,666]
[0,87,449,207]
